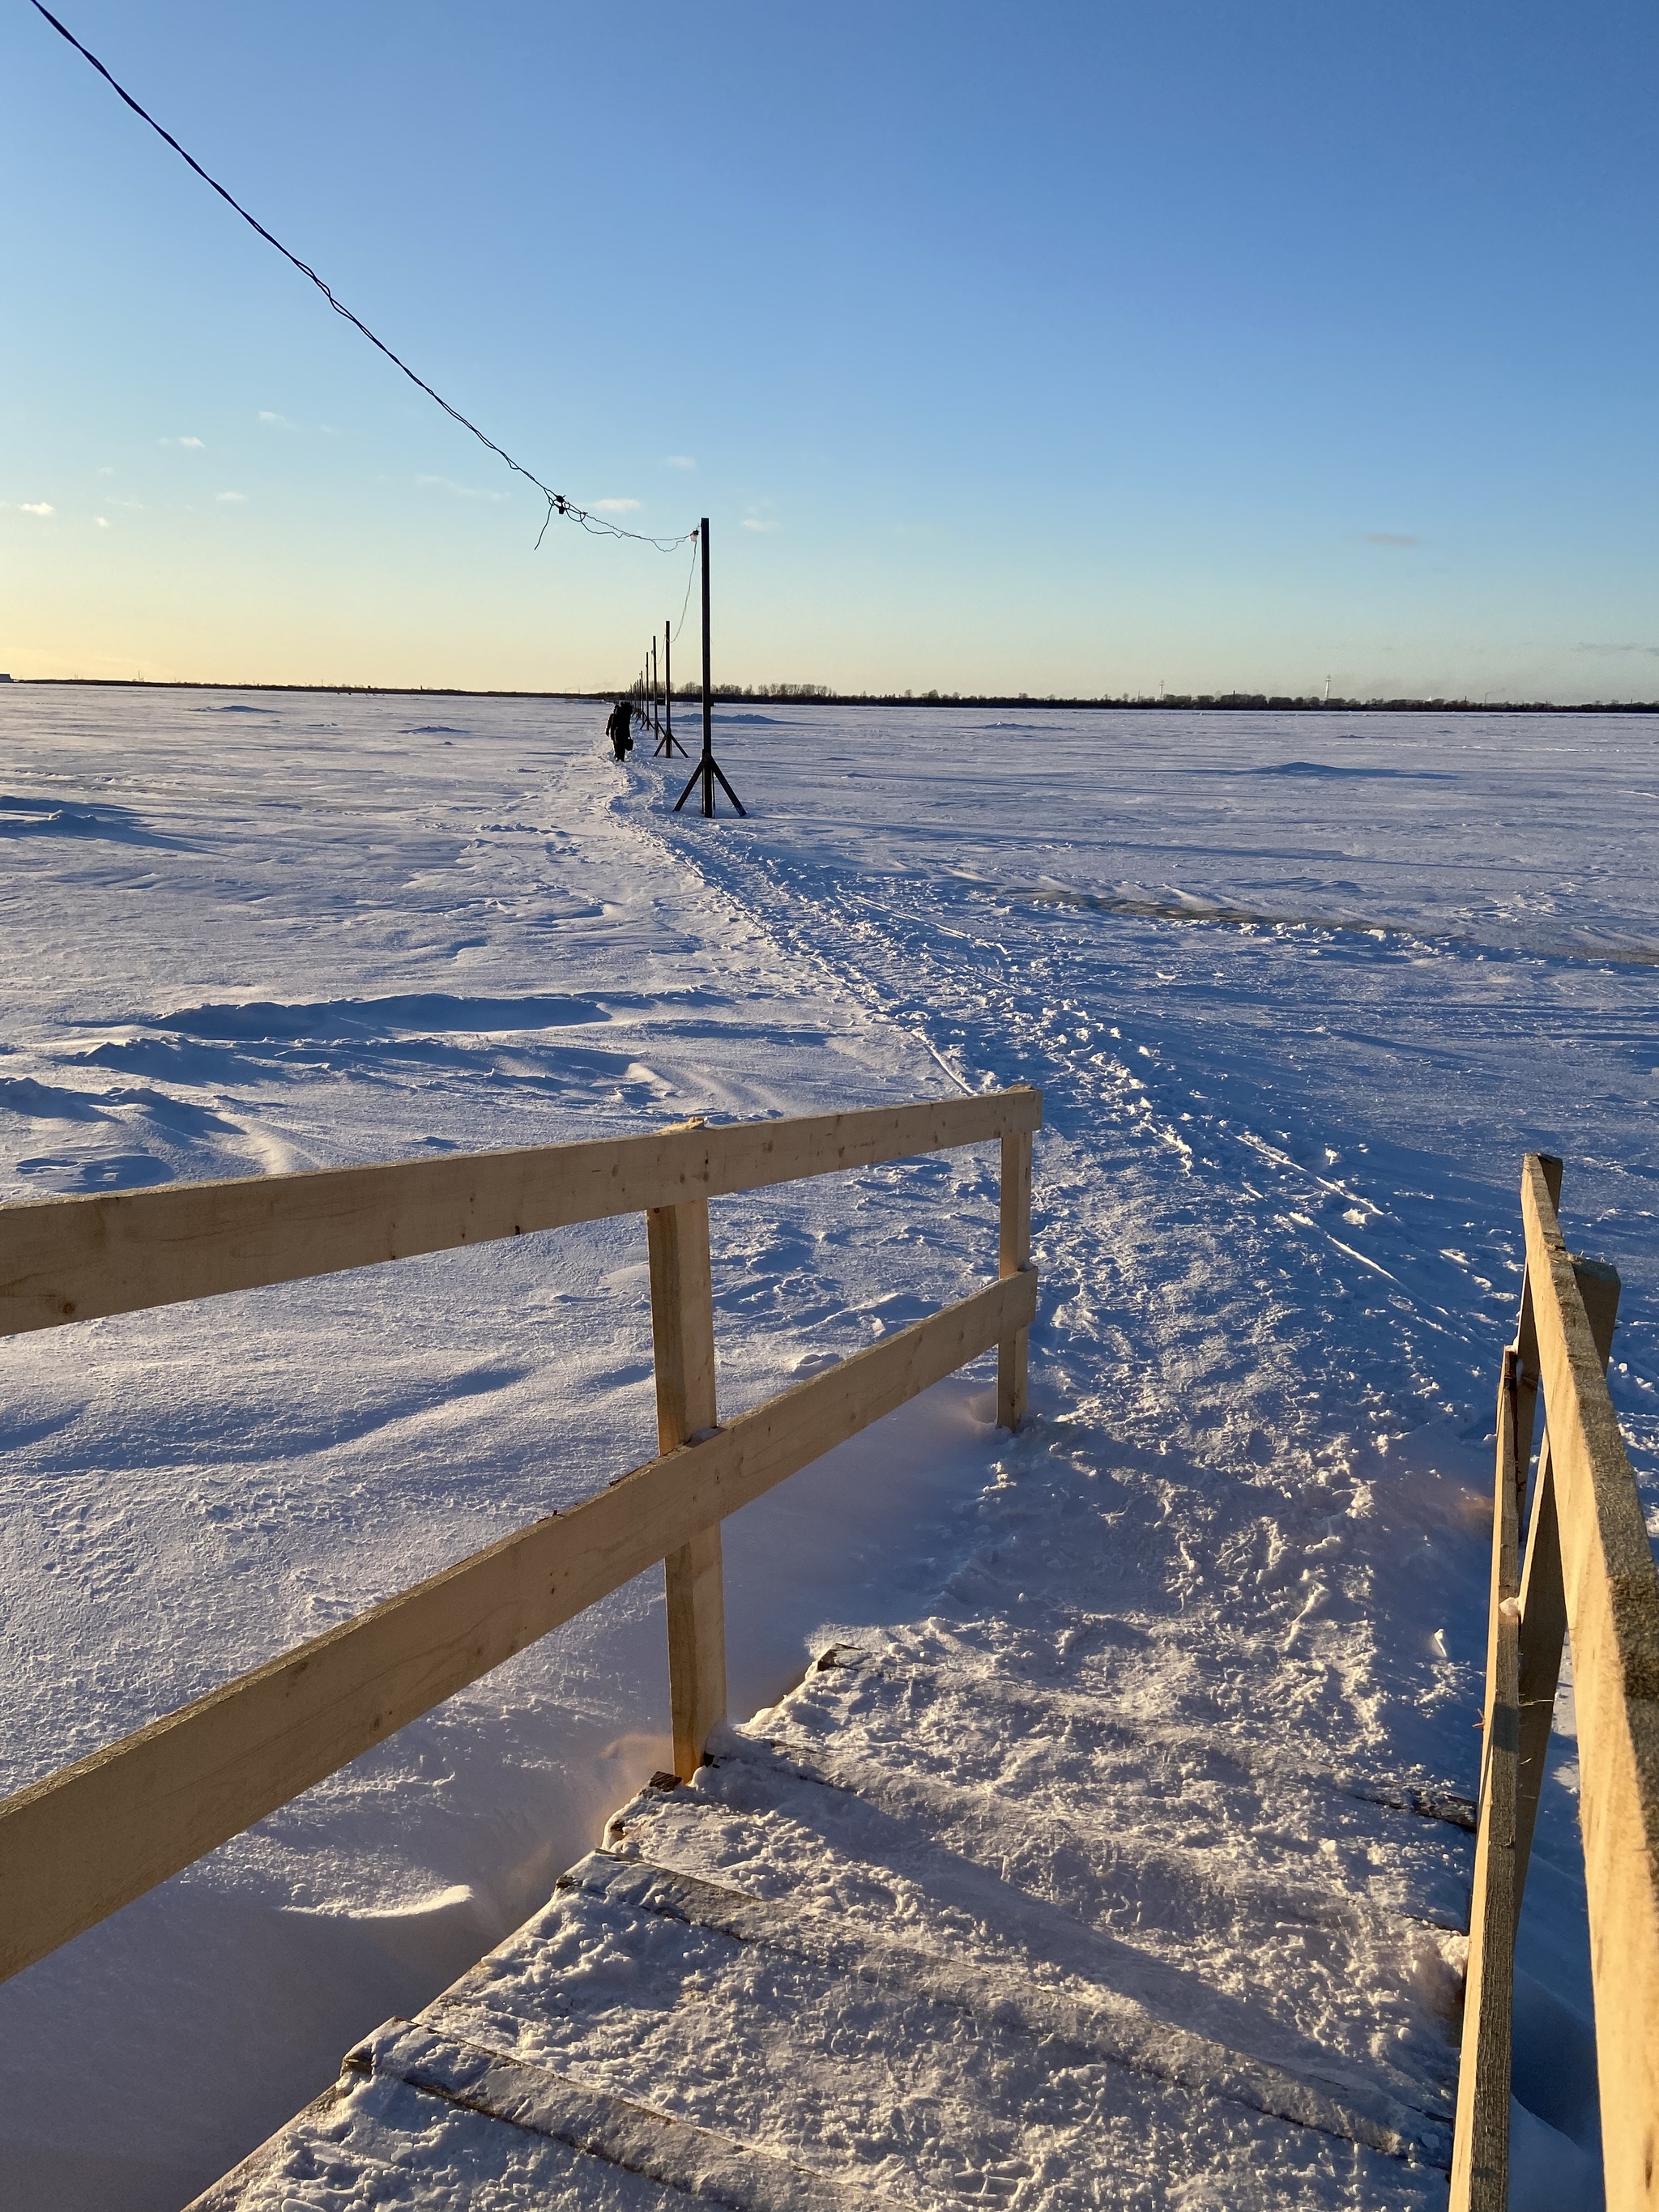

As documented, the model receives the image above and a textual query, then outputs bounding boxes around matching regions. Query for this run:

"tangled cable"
[27,0,695,556]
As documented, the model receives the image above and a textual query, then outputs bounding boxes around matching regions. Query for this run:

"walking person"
[604,698,635,763]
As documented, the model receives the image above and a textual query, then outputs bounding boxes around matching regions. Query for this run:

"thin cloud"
[414,474,509,501]
[1573,641,1659,656]
[215,491,247,504]
[593,497,642,514]
[13,501,54,517]
[96,516,111,530]
[1360,531,1420,548]
[258,411,299,429]
[742,517,780,533]
[161,436,207,450]
[664,455,697,470]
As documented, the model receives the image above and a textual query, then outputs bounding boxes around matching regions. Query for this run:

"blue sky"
[3,1,1655,696]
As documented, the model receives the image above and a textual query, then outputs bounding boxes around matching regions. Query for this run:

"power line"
[670,536,700,644]
[26,0,694,556]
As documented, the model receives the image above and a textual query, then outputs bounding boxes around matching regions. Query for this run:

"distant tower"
[1322,674,1331,705]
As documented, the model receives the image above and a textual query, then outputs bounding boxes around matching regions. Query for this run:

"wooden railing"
[1452,1157,1659,2212]
[0,1087,1042,1985]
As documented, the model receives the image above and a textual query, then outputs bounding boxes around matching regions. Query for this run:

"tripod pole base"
[673,752,746,816]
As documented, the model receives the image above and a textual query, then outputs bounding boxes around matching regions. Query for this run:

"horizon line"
[4,676,1657,714]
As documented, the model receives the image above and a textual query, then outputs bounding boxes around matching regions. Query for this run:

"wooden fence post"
[646,1192,727,1778]
[998,1129,1032,1430]
[1450,1344,1525,2212]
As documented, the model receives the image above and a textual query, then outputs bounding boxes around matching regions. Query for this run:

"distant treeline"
[663,684,1659,713]
[18,676,1659,713]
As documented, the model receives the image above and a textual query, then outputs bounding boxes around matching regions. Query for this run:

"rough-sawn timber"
[0,1089,1043,1334]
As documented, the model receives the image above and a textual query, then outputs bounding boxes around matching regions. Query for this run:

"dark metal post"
[698,518,713,815]
[655,620,685,756]
[672,518,744,816]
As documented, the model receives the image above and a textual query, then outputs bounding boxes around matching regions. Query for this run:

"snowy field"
[1,688,1654,2210]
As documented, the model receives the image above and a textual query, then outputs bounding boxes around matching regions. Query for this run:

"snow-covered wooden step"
[420,1846,1448,2207]
[763,1637,1477,1923]
[611,1727,1462,2131]
[795,1640,1478,1836]
[547,1848,1451,2163]
[188,2017,906,2212]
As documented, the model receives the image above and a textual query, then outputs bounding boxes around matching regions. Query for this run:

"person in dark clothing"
[605,699,635,762]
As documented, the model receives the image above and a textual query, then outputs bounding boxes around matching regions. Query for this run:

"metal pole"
[656,620,684,756]
[672,518,744,816]
[700,516,713,816]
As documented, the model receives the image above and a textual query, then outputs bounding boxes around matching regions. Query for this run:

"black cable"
[26,0,694,555]
[671,535,700,644]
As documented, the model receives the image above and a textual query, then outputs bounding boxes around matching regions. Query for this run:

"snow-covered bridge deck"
[190,1555,1471,2210]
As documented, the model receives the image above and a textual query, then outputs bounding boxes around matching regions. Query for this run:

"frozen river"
[1,689,1653,2207]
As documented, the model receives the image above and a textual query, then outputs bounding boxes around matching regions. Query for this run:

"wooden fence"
[0,1086,1042,1986]
[1451,1156,1659,2212]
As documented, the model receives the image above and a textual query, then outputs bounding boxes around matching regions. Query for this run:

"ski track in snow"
[1,690,1653,2210]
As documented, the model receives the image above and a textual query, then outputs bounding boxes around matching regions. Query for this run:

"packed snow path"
[2,690,1650,2208]
[192,1604,1469,2212]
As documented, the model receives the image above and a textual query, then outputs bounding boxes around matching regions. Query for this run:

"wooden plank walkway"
[189,1630,1470,2211]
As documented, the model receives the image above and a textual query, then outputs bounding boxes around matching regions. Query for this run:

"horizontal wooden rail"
[0,1089,1042,1336]
[0,1267,1036,1984]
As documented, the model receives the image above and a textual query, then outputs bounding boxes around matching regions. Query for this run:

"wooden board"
[0,1088,1043,1336]
[665,1524,727,1782]
[1449,1345,1522,2212]
[1513,1260,1621,1914]
[997,1128,1033,1431]
[1511,1154,1563,1533]
[646,1191,718,1456]
[0,1266,1036,1984]
[647,1191,727,1776]
[1520,1157,1659,2212]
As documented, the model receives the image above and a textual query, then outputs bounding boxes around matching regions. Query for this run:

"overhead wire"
[671,536,700,644]
[26,0,695,556]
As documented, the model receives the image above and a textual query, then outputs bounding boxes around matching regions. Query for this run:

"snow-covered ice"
[1,689,1653,2208]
